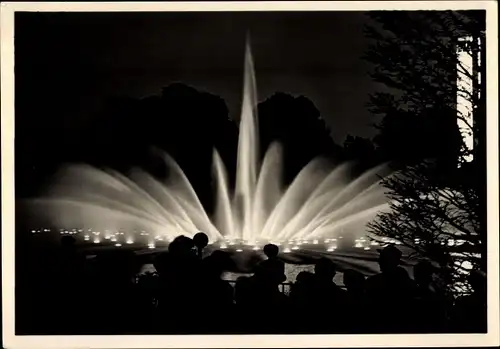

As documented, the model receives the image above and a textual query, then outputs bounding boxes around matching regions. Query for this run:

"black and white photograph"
[2,1,499,348]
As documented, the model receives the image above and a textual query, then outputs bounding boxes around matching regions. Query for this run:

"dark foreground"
[16,235,487,335]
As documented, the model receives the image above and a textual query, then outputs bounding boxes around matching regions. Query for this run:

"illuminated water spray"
[22,39,392,249]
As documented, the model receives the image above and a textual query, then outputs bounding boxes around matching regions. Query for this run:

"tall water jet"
[234,37,260,241]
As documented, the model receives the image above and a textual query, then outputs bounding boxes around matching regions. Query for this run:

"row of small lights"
[32,228,161,249]
[31,228,466,250]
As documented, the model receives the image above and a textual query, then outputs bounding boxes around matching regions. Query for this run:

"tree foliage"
[365,11,486,294]
[368,160,483,294]
[364,10,485,167]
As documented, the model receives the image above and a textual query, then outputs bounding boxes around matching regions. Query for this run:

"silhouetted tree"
[257,93,343,183]
[366,11,486,295]
[368,160,484,295]
[364,10,485,169]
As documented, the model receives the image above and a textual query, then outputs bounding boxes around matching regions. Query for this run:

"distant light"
[355,242,363,248]
[104,236,111,240]
[252,246,260,250]
[84,235,90,241]
[291,246,299,250]
[236,249,243,252]
[220,244,227,249]
[283,248,291,253]
[126,239,134,244]
[364,246,371,250]
[313,239,319,244]
[115,243,122,247]
[31,230,36,233]
[110,237,117,242]
[229,241,235,246]
[327,247,336,252]
[461,261,473,270]
[148,243,155,249]
[93,238,100,244]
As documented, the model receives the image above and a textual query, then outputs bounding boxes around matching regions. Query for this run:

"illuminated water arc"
[304,203,391,240]
[251,142,284,237]
[213,149,236,239]
[259,157,333,240]
[285,164,389,240]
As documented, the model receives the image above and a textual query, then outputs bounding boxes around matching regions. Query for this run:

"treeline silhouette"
[16,234,486,335]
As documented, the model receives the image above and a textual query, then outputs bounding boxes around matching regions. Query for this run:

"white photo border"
[2,1,498,348]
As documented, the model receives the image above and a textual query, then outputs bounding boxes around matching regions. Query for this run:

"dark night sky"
[15,11,380,144]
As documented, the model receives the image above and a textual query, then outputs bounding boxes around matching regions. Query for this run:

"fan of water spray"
[22,39,392,251]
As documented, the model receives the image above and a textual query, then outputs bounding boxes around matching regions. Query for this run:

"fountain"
[22,39,392,252]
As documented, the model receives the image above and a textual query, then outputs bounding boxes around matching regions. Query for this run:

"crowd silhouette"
[16,233,487,335]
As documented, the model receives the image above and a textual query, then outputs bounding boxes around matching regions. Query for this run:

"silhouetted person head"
[193,232,209,256]
[193,231,208,248]
[343,269,365,293]
[414,260,435,286]
[377,244,402,273]
[263,244,279,259]
[468,269,486,295]
[314,258,337,281]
